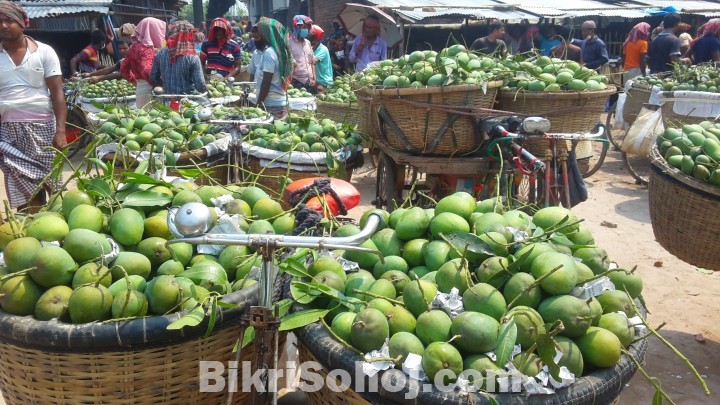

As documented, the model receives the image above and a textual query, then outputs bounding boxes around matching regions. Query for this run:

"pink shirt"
[289,38,313,83]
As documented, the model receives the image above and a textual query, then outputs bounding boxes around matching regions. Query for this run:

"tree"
[207,0,236,20]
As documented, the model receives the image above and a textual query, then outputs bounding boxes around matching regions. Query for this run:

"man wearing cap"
[573,21,609,70]
[289,15,316,91]
[0,0,66,210]
[308,26,333,93]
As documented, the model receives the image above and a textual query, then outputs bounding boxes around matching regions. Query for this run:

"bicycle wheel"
[65,105,90,159]
[578,132,609,179]
[622,151,651,185]
[605,100,628,150]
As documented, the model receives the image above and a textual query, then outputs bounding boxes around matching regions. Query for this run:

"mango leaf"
[290,282,320,304]
[167,305,205,330]
[279,308,329,331]
[549,233,573,247]
[274,298,294,318]
[123,190,172,208]
[306,281,341,299]
[532,227,545,238]
[175,168,203,179]
[180,267,227,286]
[537,325,561,380]
[279,257,311,278]
[122,172,174,188]
[444,232,495,257]
[488,397,500,405]
[205,296,218,337]
[217,301,239,309]
[79,178,113,199]
[651,378,664,405]
[241,326,256,349]
[508,246,534,272]
[495,319,517,368]
[134,160,149,174]
[87,158,111,175]
[90,100,106,110]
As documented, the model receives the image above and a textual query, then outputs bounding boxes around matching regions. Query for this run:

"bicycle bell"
[198,107,214,121]
[227,76,235,83]
[153,86,164,95]
[167,202,213,238]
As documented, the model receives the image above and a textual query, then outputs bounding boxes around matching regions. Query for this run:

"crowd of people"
[3,0,720,212]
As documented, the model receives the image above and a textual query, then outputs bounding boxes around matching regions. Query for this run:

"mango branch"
[320,317,363,356]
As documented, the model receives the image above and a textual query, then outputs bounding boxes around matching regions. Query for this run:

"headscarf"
[256,17,293,89]
[209,18,233,46]
[623,22,650,49]
[309,25,325,41]
[166,20,196,63]
[703,19,720,37]
[525,26,539,42]
[677,22,692,33]
[132,17,166,49]
[0,0,29,28]
[292,15,313,39]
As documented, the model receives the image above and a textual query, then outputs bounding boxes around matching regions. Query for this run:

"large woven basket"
[659,90,720,125]
[316,100,359,127]
[498,87,615,159]
[0,283,286,404]
[296,300,648,405]
[245,153,329,197]
[359,82,503,156]
[624,85,653,126]
[649,146,720,270]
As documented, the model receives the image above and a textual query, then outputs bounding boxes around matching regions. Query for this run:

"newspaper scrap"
[362,339,393,377]
[571,276,616,299]
[402,353,428,382]
[431,287,464,319]
[507,227,529,243]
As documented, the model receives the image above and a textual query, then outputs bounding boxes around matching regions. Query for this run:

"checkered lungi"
[0,121,62,208]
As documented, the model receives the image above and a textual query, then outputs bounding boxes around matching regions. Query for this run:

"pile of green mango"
[656,121,720,185]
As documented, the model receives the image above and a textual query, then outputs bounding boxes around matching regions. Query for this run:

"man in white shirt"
[248,17,292,119]
[0,1,66,210]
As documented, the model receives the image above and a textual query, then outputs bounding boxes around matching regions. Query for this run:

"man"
[686,19,720,64]
[150,20,206,95]
[70,30,107,75]
[329,33,347,77]
[231,20,242,39]
[647,13,682,74]
[248,18,293,119]
[288,15,316,90]
[308,26,332,93]
[539,25,562,56]
[470,21,507,57]
[572,21,608,70]
[0,1,66,210]
[82,38,131,83]
[349,14,387,72]
[200,18,243,79]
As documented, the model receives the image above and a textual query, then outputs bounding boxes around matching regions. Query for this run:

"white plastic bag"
[620,106,664,158]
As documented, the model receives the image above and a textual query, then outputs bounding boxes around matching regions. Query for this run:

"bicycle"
[208,115,275,184]
[487,122,607,208]
[63,76,93,159]
[166,203,383,405]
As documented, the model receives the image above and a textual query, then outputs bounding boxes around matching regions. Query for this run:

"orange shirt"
[624,39,648,70]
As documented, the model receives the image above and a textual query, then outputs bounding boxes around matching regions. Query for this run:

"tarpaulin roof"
[18,0,112,19]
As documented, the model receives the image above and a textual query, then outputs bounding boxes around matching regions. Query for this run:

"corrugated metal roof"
[394,7,541,23]
[366,0,502,8]
[565,8,650,18]
[631,1,720,12]
[19,1,112,19]
[513,6,566,18]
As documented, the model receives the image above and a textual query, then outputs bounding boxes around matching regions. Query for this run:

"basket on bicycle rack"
[649,146,720,270]
[358,81,504,156]
[659,90,720,125]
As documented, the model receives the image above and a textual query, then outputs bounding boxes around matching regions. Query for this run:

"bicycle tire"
[605,100,628,150]
[374,153,400,212]
[65,105,90,159]
[579,128,609,178]
[622,151,651,185]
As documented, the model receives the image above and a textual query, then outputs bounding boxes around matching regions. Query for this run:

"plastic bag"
[613,92,627,130]
[620,106,664,158]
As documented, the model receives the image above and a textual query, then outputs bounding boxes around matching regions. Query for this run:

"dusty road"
[0,147,717,404]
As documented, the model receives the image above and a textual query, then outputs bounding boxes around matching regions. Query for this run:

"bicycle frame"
[208,116,273,183]
[166,204,383,405]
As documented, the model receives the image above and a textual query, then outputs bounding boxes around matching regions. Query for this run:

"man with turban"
[248,17,293,119]
[200,17,243,79]
[150,20,206,95]
[622,22,650,80]
[0,0,66,210]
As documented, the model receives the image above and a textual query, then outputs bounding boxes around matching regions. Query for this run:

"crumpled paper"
[431,287,464,319]
[571,276,616,299]
[507,227,529,243]
[484,344,521,362]
[402,352,428,382]
[100,237,121,265]
[210,194,235,209]
[197,214,246,255]
[362,339,393,377]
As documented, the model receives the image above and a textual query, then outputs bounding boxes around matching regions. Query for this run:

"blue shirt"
[149,48,206,95]
[540,37,562,56]
[247,46,286,107]
[349,35,387,72]
[573,37,609,69]
[313,43,333,87]
[691,35,720,64]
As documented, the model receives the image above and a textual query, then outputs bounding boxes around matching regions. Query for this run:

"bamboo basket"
[359,81,503,156]
[0,283,287,405]
[315,100,359,127]
[295,304,648,405]
[498,87,615,160]
[624,86,653,126]
[649,146,720,270]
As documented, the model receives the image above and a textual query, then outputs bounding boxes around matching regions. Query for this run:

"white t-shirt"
[0,37,62,122]
[247,46,287,107]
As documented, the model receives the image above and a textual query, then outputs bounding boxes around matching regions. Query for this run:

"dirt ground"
[0,147,718,404]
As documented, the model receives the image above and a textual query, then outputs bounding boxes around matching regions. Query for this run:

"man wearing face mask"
[349,15,387,72]
[289,15,316,91]
[572,21,608,70]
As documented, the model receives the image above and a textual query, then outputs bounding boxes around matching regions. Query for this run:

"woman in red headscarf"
[200,17,243,79]
[622,22,650,80]
[686,19,720,65]
[150,20,206,95]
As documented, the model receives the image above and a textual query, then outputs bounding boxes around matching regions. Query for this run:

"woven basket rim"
[316,99,359,109]
[498,86,616,100]
[100,149,225,166]
[650,145,720,198]
[0,283,257,351]
[358,80,504,97]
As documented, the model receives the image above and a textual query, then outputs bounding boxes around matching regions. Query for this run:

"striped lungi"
[0,121,62,208]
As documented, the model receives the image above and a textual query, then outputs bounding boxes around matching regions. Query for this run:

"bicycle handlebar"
[486,123,606,158]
